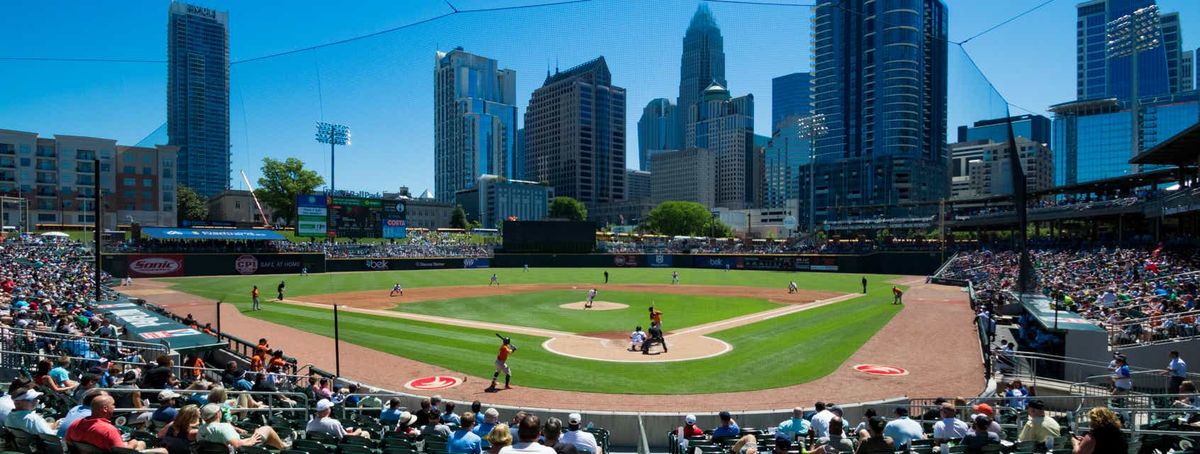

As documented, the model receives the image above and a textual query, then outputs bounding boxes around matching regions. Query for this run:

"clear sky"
[1,0,1197,195]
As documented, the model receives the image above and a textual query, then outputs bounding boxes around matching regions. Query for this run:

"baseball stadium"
[3,0,1200,453]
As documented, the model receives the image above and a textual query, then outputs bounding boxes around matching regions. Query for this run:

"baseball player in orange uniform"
[488,334,517,391]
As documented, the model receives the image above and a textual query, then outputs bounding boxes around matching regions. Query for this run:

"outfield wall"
[103,251,943,277]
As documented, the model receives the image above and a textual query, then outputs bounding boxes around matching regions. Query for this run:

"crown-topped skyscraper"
[677,4,727,139]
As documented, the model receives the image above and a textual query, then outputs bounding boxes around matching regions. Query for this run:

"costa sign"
[853,364,909,376]
[128,256,184,277]
[404,375,463,391]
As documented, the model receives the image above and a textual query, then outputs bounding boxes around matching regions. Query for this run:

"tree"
[702,216,734,238]
[450,206,468,229]
[176,184,208,225]
[254,157,324,226]
[548,196,587,221]
[645,201,718,236]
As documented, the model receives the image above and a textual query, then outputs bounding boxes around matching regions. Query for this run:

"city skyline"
[1,0,1198,194]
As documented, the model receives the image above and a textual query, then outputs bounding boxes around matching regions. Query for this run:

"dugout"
[502,220,596,253]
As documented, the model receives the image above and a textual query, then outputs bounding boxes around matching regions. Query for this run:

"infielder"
[489,334,517,391]
[490,273,500,286]
[787,281,798,294]
[585,288,597,309]
[390,283,404,297]
[671,271,679,285]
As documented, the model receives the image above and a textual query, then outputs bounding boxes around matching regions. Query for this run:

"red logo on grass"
[405,376,462,391]
[853,364,909,376]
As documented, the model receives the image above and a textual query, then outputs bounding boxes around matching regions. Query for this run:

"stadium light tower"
[1106,5,1161,164]
[315,122,351,196]
[796,113,829,235]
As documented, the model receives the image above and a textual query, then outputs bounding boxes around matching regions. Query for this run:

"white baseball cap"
[568,413,582,425]
[14,389,43,401]
[316,399,334,412]
[158,390,181,402]
[685,414,696,424]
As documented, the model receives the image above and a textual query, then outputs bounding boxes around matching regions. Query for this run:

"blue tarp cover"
[142,227,285,241]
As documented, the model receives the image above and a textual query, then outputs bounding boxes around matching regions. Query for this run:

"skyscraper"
[771,73,812,128]
[636,98,678,171]
[167,1,229,198]
[678,4,726,139]
[1182,49,1195,92]
[808,0,948,222]
[685,83,755,209]
[524,57,626,210]
[1075,0,1173,101]
[434,48,518,204]
[956,114,1052,145]
[763,73,813,209]
[1161,12,1185,94]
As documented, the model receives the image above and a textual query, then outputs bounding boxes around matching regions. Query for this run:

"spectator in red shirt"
[66,394,158,452]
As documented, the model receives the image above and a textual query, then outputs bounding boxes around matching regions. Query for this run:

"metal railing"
[140,301,299,375]
[1105,310,1200,346]
[94,387,312,418]
[0,326,170,373]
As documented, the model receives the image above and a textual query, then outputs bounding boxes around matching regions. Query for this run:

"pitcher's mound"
[559,301,628,311]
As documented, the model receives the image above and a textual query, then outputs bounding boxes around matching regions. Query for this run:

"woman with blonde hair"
[485,423,512,454]
[1071,407,1127,454]
[158,404,200,454]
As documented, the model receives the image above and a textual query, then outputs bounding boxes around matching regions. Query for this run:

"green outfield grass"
[159,268,906,394]
[393,290,780,333]
[237,293,899,394]
[160,267,897,301]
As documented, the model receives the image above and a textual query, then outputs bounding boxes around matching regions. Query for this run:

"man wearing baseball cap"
[307,399,370,439]
[1017,400,1059,445]
[559,413,601,454]
[4,389,56,435]
[152,390,182,427]
[970,403,1004,440]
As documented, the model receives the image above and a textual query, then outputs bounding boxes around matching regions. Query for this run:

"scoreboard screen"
[328,197,382,238]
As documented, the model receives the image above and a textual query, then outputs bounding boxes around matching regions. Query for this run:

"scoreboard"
[329,197,382,238]
[297,195,405,239]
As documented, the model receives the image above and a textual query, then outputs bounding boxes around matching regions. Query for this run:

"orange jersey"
[252,288,259,298]
[497,344,513,361]
[651,311,662,324]
[250,355,264,371]
[270,357,287,369]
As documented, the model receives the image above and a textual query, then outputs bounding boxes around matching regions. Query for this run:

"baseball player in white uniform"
[586,288,597,308]
[390,283,404,297]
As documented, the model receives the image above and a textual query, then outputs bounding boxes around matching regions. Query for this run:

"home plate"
[559,301,628,311]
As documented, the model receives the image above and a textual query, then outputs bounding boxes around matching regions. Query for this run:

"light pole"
[796,114,829,236]
[315,122,351,196]
[1106,5,1161,168]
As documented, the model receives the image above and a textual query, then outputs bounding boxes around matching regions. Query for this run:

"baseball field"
[155,268,910,395]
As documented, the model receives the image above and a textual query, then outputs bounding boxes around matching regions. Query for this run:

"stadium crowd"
[942,246,1200,347]
[107,231,496,259]
[0,235,1198,454]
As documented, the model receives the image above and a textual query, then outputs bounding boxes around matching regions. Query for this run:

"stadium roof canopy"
[142,227,285,241]
[1130,122,1200,166]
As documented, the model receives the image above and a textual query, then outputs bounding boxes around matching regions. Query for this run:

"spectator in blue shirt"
[882,407,925,450]
[713,411,740,438]
[380,398,404,426]
[448,412,483,454]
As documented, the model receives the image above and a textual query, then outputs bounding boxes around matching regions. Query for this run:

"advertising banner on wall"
[296,194,329,237]
[612,255,639,267]
[645,254,673,267]
[232,254,306,275]
[127,255,185,277]
[382,200,408,239]
[693,256,738,269]
[793,256,840,271]
[463,258,490,269]
[741,256,795,271]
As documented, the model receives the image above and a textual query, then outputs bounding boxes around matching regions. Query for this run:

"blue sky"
[1,0,1198,195]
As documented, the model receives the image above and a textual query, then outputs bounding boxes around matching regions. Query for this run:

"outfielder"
[671,271,679,285]
[390,283,404,297]
[489,334,517,391]
[585,288,597,309]
[490,273,500,286]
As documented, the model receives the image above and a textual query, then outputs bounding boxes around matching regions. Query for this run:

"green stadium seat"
[37,433,64,454]
[196,441,235,454]
[8,428,36,454]
[239,446,272,454]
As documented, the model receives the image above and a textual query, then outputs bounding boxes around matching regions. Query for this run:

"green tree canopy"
[175,184,208,225]
[645,201,731,237]
[450,206,468,229]
[548,196,588,221]
[254,157,324,226]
